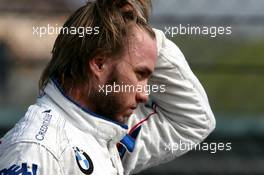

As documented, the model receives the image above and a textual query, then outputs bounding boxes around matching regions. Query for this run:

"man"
[0,0,215,174]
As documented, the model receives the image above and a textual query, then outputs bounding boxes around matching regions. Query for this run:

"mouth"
[130,105,137,110]
[124,106,137,117]
[130,105,137,112]
[132,107,137,110]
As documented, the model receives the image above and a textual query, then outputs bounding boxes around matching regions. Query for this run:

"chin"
[115,115,129,125]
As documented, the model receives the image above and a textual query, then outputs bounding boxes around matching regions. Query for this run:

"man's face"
[90,26,157,124]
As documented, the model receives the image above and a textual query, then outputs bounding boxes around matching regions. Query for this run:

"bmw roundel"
[73,147,94,174]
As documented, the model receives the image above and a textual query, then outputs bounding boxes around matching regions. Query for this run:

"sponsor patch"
[73,147,94,174]
[35,109,52,141]
[0,163,38,175]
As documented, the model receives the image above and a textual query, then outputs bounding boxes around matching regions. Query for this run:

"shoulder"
[0,103,69,159]
[0,142,63,175]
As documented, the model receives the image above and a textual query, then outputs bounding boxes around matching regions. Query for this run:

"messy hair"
[39,0,155,92]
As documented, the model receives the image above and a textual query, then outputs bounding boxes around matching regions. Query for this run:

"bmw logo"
[73,147,94,174]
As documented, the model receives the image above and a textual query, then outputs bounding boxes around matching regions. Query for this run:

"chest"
[61,125,124,175]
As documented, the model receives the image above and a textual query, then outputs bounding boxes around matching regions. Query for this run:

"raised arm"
[122,29,216,174]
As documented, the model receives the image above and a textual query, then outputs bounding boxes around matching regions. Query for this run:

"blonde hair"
[39,0,155,92]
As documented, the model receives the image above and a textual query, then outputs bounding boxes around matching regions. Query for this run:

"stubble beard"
[88,70,126,124]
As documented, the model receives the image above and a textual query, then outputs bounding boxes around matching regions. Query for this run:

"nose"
[135,87,149,104]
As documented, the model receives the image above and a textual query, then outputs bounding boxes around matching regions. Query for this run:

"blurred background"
[0,0,263,174]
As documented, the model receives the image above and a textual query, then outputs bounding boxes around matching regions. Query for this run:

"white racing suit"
[0,29,215,175]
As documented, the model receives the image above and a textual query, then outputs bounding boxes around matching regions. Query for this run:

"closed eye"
[135,67,153,80]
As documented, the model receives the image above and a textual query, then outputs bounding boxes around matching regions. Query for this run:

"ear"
[89,56,107,78]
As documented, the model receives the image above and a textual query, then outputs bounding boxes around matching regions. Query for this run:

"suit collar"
[40,80,128,143]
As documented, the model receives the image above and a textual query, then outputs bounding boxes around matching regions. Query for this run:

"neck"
[67,86,96,112]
